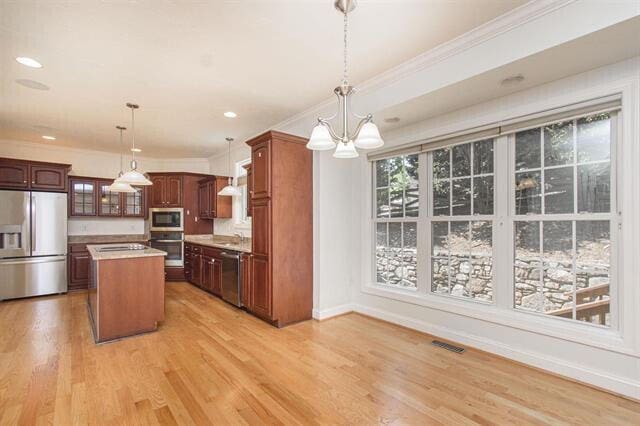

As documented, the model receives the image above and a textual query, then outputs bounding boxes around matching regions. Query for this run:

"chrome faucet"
[233,232,245,243]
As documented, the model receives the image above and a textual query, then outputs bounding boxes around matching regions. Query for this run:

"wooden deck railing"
[547,283,609,325]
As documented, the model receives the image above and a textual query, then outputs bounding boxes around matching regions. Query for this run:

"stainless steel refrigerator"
[0,190,68,300]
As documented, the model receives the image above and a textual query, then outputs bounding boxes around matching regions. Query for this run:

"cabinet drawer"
[202,246,223,258]
[192,245,202,254]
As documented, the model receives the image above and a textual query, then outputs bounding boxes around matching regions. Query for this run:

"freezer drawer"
[0,256,67,301]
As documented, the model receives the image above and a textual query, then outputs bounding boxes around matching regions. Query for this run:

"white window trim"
[361,81,639,357]
[234,158,252,230]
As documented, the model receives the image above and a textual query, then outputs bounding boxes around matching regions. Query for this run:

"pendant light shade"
[354,121,384,149]
[115,103,152,186]
[108,180,137,193]
[218,137,241,197]
[333,140,359,159]
[306,123,335,151]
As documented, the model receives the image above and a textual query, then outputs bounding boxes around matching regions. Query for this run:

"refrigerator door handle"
[31,196,36,253]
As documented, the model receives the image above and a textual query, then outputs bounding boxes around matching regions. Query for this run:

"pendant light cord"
[131,107,136,161]
[342,11,348,86]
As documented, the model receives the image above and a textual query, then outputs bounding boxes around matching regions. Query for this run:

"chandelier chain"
[342,11,348,86]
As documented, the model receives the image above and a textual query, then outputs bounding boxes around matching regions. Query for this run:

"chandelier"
[306,0,384,158]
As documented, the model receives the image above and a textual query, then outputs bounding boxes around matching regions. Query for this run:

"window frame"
[365,104,627,352]
[234,157,252,229]
[507,112,619,329]
[371,153,421,292]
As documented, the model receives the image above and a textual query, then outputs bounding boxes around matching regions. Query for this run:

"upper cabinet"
[0,158,69,192]
[70,178,97,216]
[148,174,182,208]
[251,142,270,199]
[197,176,232,219]
[68,175,147,218]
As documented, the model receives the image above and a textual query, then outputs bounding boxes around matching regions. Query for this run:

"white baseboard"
[312,303,355,320]
[351,304,640,401]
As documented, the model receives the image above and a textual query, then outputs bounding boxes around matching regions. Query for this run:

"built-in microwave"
[149,208,184,231]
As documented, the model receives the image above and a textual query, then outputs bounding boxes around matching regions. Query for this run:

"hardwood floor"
[0,282,638,425]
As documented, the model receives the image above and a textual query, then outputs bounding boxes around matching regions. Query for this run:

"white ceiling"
[376,16,640,133]
[0,0,526,158]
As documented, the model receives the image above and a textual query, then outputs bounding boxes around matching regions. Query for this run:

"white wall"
[0,139,210,235]
[348,57,640,399]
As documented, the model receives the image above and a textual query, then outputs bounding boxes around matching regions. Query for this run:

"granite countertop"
[69,234,149,244]
[184,235,252,253]
[87,243,167,261]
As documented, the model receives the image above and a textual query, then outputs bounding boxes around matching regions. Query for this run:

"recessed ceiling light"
[42,135,56,140]
[130,148,142,153]
[384,117,401,124]
[16,57,43,68]
[500,74,525,87]
[224,111,237,118]
[15,79,49,90]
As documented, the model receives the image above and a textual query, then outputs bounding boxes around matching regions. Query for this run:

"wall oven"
[149,231,184,267]
[149,208,184,232]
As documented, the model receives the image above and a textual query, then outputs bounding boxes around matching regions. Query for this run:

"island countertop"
[87,243,167,261]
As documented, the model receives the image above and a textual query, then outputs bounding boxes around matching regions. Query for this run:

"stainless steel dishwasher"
[219,251,241,307]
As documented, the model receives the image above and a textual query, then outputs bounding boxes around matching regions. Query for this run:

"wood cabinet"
[202,255,222,296]
[149,175,183,208]
[244,131,312,327]
[68,244,90,291]
[122,186,146,217]
[97,179,122,216]
[192,252,202,287]
[69,178,97,216]
[30,164,68,191]
[0,158,70,192]
[69,176,147,218]
[240,253,252,307]
[197,177,232,219]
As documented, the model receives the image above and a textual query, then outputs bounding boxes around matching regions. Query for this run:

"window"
[374,154,418,289]
[371,108,618,328]
[430,139,494,301]
[235,159,251,227]
[513,113,613,326]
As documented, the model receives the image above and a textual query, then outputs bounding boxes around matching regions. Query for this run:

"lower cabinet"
[202,255,222,296]
[68,245,90,291]
[240,253,252,308]
[192,252,202,287]
[250,255,272,320]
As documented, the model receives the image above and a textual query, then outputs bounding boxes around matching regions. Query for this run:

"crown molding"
[270,0,577,133]
[0,138,211,163]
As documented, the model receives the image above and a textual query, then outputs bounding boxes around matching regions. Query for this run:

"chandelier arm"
[318,118,341,141]
[347,88,369,120]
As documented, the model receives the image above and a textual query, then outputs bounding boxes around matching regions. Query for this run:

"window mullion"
[495,134,511,309]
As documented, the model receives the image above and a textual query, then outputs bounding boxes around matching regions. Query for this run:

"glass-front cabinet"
[123,186,145,217]
[97,179,122,216]
[70,178,96,216]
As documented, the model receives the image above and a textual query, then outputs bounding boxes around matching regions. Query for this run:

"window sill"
[361,282,635,356]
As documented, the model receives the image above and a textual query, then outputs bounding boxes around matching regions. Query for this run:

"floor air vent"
[431,340,465,354]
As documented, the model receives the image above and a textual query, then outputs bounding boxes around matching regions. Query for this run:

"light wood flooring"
[0,282,638,425]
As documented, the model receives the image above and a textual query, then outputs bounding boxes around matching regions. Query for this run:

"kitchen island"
[87,243,166,343]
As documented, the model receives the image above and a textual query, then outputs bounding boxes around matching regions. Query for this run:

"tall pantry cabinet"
[246,131,312,327]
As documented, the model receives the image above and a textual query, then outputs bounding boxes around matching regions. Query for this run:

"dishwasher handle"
[219,252,239,259]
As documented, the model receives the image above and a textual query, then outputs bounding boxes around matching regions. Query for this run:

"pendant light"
[218,137,241,197]
[306,0,384,158]
[116,103,152,186]
[108,126,137,193]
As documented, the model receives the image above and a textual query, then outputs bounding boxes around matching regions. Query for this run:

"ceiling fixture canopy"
[108,125,136,193]
[115,103,152,186]
[218,137,242,197]
[306,0,384,158]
